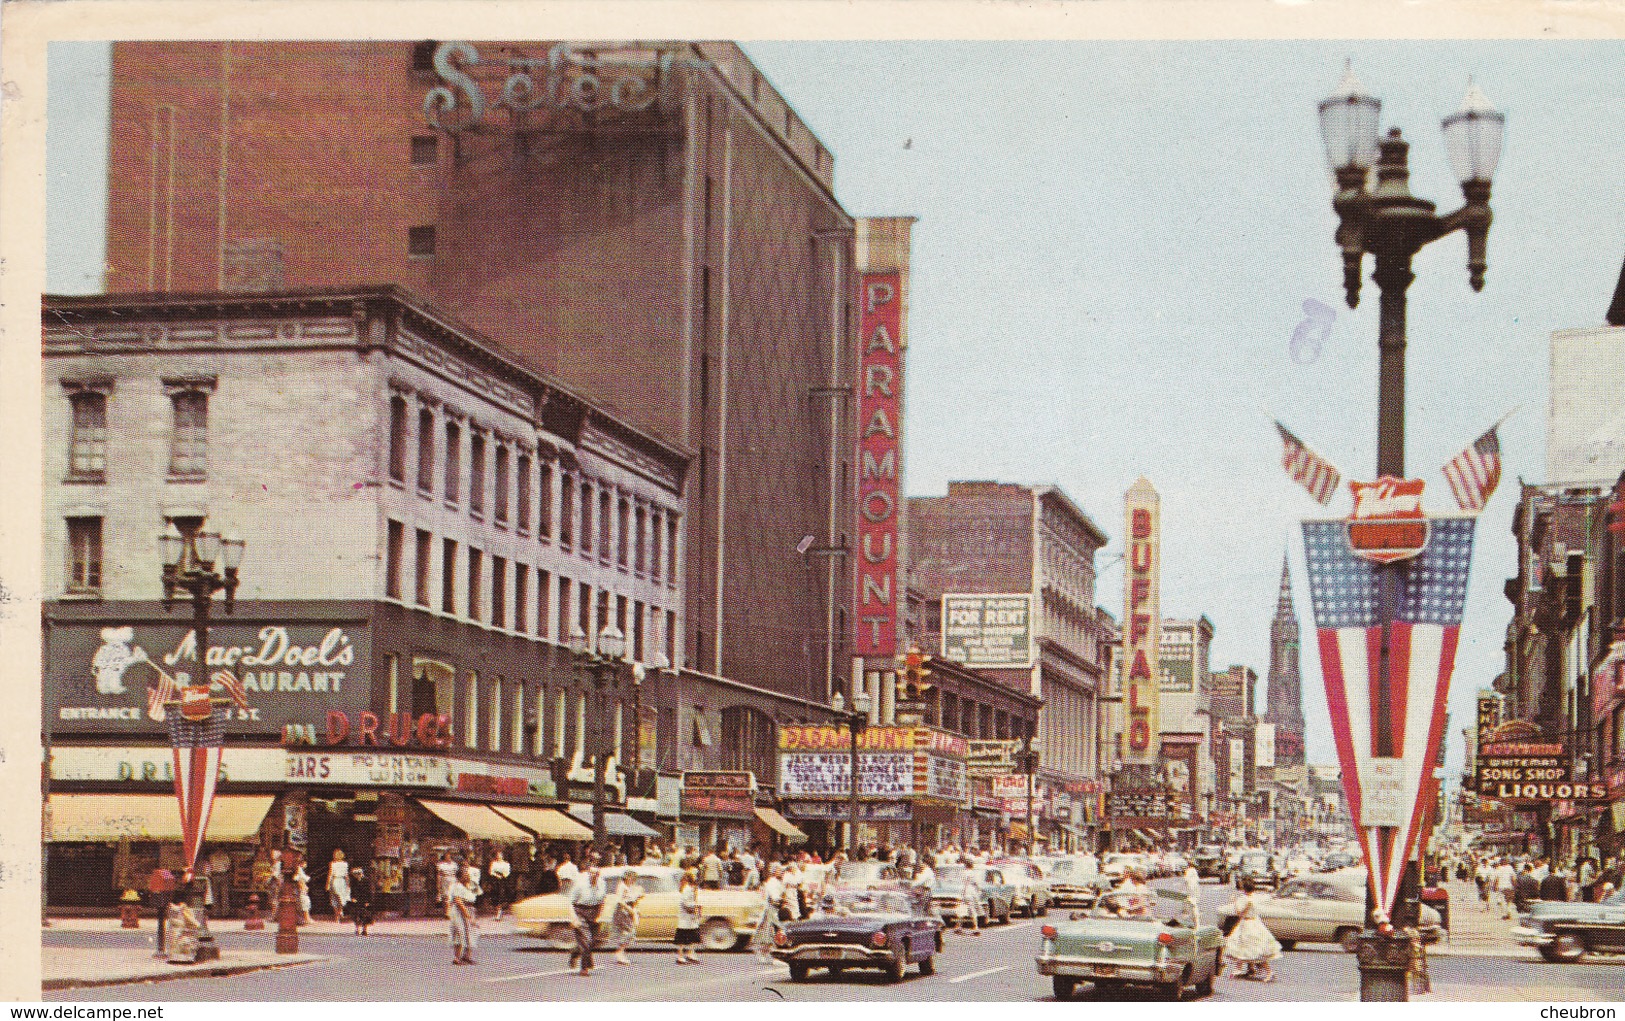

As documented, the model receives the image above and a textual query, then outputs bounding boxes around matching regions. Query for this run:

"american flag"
[1302,516,1475,916]
[1442,425,1503,512]
[1276,421,1342,506]
[146,666,179,722]
[167,704,227,873]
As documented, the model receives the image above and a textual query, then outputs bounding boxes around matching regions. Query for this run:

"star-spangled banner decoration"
[167,704,227,874]
[1302,516,1474,918]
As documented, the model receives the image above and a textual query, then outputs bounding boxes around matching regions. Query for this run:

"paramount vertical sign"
[855,270,903,658]
[1122,479,1162,764]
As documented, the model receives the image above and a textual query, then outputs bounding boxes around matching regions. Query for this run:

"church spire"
[1277,552,1294,617]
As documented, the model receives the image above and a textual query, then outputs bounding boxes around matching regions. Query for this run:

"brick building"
[102,39,870,703]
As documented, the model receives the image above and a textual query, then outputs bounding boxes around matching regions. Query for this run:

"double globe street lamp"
[1316,62,1503,1003]
[570,623,627,861]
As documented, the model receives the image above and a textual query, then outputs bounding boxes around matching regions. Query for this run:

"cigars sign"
[47,621,370,734]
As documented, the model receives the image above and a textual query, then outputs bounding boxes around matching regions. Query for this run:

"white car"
[990,857,1052,917]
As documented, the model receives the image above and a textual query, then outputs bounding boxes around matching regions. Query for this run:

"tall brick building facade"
[103,40,867,702]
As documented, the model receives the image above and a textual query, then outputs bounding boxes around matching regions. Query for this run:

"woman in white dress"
[326,849,351,922]
[1222,878,1281,982]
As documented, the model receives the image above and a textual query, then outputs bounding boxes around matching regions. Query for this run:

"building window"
[633,504,646,575]
[443,420,461,504]
[67,390,107,481]
[467,547,483,621]
[554,687,567,756]
[580,481,594,555]
[575,691,587,757]
[66,516,103,594]
[617,497,631,568]
[469,432,486,517]
[168,388,210,478]
[666,609,677,668]
[491,555,507,630]
[632,600,645,661]
[415,528,432,606]
[494,444,510,526]
[512,682,526,754]
[599,489,612,561]
[578,581,592,637]
[385,519,404,599]
[441,538,457,614]
[490,677,504,752]
[410,134,438,166]
[416,407,435,494]
[650,512,663,583]
[386,654,400,714]
[387,393,409,483]
[465,671,480,748]
[537,569,551,638]
[559,473,574,547]
[515,563,530,634]
[667,516,680,586]
[538,462,554,541]
[556,575,571,643]
[408,225,436,257]
[516,453,532,533]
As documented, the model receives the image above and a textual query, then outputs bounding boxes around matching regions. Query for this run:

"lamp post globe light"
[158,521,245,963]
[571,623,627,862]
[831,689,871,857]
[1316,62,1503,1003]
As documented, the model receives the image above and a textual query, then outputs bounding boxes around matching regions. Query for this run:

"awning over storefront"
[47,794,274,843]
[1132,829,1158,846]
[754,807,807,842]
[415,799,534,842]
[490,805,593,841]
[568,805,660,838]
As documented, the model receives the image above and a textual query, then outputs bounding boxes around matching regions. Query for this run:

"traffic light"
[900,646,934,701]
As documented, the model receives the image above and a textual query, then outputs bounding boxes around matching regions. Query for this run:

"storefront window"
[411,657,454,718]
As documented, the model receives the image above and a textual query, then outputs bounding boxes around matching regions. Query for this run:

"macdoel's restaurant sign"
[47,622,370,734]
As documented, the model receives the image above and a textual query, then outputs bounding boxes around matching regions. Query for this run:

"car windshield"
[1048,860,1097,879]
[814,889,912,916]
[602,868,676,893]
[1242,854,1271,868]
[935,866,969,884]
[1088,889,1193,925]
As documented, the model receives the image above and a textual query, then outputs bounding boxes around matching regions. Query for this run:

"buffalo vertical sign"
[1301,480,1474,918]
[1121,479,1162,764]
[855,271,903,658]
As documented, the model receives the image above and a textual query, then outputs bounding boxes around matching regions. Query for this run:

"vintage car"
[990,857,1052,917]
[1036,889,1223,1001]
[1042,856,1110,909]
[1218,874,1443,951]
[931,864,1016,927]
[1513,886,1625,962]
[771,885,944,982]
[1101,852,1149,878]
[511,865,764,952]
[833,860,899,887]
[1232,851,1281,890]
[1192,845,1227,881]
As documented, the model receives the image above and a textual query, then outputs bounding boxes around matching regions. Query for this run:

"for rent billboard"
[941,594,1033,668]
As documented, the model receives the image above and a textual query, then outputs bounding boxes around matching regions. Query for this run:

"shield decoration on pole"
[1301,512,1474,916]
[167,697,228,873]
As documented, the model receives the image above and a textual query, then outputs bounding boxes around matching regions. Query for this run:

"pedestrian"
[488,849,511,921]
[350,866,374,935]
[207,848,235,919]
[751,864,786,961]
[1538,866,1569,903]
[611,870,645,965]
[674,869,703,965]
[326,849,351,922]
[1514,863,1540,913]
[1492,858,1517,919]
[699,845,725,890]
[446,864,479,965]
[556,850,580,890]
[566,858,608,976]
[1577,856,1599,900]
[644,843,665,866]
[538,853,560,895]
[435,850,458,908]
[293,860,313,925]
[1222,878,1281,982]
[958,865,983,934]
[1474,860,1491,908]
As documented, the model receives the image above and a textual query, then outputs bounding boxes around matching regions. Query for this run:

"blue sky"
[46,39,1625,785]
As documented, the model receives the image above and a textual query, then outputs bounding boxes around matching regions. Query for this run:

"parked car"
[511,865,763,951]
[1318,852,1359,873]
[1218,875,1442,952]
[931,864,1015,927]
[1037,888,1222,1001]
[1102,852,1149,878]
[1043,857,1110,909]
[991,857,1052,917]
[772,885,944,983]
[1233,852,1280,890]
[833,860,899,887]
[1192,845,1226,881]
[1513,886,1625,962]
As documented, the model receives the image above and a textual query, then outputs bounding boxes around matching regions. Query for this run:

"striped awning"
[415,799,534,842]
[490,805,593,841]
[47,794,273,843]
[754,807,807,842]
[568,805,660,838]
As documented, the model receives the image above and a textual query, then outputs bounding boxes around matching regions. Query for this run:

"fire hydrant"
[275,861,301,955]
[120,889,142,929]
[243,892,265,930]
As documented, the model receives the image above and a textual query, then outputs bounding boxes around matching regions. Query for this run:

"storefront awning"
[568,805,660,838]
[47,794,273,843]
[1132,829,1157,846]
[490,805,593,841]
[754,807,807,843]
[416,799,534,842]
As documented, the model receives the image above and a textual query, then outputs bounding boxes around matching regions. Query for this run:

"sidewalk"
[42,947,324,992]
[1427,879,1527,959]
[48,914,465,938]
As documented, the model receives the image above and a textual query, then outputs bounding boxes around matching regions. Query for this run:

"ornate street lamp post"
[1018,731,1042,856]
[1317,61,1503,1003]
[570,623,626,862]
[159,522,245,963]
[831,689,871,857]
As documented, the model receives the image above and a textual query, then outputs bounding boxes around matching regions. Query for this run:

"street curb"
[43,956,326,992]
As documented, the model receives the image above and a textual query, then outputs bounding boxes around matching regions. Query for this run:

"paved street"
[42,881,1623,1002]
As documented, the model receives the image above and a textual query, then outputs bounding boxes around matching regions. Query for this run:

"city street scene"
[19,22,1625,1007]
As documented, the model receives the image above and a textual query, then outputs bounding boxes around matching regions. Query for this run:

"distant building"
[1263,556,1307,769]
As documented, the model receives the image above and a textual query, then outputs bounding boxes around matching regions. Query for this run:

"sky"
[44,38,1625,789]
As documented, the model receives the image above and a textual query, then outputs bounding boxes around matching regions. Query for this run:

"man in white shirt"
[566,861,609,976]
[556,851,580,889]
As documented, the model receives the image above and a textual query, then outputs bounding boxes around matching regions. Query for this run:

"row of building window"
[67,383,212,482]
[384,519,679,664]
[387,393,679,586]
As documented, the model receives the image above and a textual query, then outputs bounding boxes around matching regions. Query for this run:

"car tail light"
[774,929,790,947]
[1157,932,1174,946]
[1041,925,1057,939]
[870,931,889,948]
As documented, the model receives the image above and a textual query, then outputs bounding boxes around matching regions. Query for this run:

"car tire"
[1159,976,1185,1001]
[1053,976,1077,1000]
[886,956,907,983]
[1278,939,1296,952]
[788,962,810,983]
[918,954,935,976]
[1544,933,1586,963]
[1036,901,1049,918]
[1335,927,1360,954]
[697,918,737,952]
[1091,979,1123,998]
[1001,904,1012,925]
[544,923,577,950]
[1196,952,1219,997]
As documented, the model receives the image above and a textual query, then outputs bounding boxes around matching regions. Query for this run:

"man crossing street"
[567,859,609,977]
